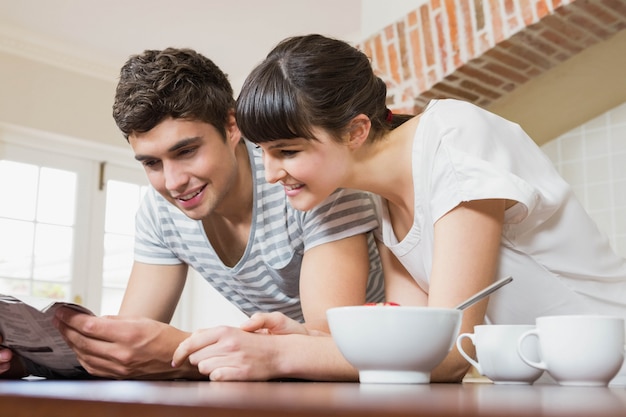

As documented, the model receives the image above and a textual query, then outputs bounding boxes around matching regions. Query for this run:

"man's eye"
[178,148,197,157]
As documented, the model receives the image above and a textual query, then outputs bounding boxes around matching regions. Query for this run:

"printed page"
[0,294,94,376]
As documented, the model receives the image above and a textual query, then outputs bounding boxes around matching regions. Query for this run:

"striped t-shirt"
[134,140,385,322]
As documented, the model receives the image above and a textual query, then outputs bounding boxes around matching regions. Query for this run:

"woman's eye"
[281,150,298,157]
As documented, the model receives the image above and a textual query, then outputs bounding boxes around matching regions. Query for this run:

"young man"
[0,48,384,381]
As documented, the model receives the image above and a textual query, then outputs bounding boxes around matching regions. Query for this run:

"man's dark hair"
[112,47,235,140]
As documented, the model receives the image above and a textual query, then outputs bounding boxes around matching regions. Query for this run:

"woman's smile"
[283,182,305,197]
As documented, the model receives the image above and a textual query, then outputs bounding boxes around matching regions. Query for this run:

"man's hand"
[171,322,357,382]
[0,335,27,379]
[171,313,335,381]
[53,306,203,380]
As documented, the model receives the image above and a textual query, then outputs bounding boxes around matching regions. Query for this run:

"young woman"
[234,34,626,382]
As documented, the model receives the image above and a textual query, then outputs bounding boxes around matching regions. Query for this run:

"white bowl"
[327,305,462,384]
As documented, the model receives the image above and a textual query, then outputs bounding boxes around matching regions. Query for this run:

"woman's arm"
[298,234,371,332]
[376,240,429,306]
[428,198,506,382]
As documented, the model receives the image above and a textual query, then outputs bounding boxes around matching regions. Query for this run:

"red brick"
[600,0,626,19]
[460,0,476,60]
[483,61,529,84]
[573,0,622,24]
[484,48,531,70]
[396,21,411,81]
[374,34,387,75]
[457,63,506,87]
[504,0,516,14]
[361,40,374,61]
[407,10,419,27]
[409,28,427,92]
[536,0,551,19]
[563,13,611,40]
[421,4,436,67]
[474,0,486,31]
[387,40,402,84]
[540,29,583,54]
[513,29,558,56]
[520,0,536,25]
[430,80,480,101]
[504,40,552,69]
[459,78,501,99]
[434,8,450,74]
[542,12,591,42]
[444,0,462,67]
[489,0,505,42]
[427,68,439,86]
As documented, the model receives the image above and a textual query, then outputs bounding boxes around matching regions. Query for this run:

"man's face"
[129,117,239,220]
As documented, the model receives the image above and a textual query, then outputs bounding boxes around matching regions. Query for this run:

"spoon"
[454,276,513,311]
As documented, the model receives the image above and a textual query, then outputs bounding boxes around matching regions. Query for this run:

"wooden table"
[1,379,625,417]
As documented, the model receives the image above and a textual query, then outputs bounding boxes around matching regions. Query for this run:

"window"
[0,126,229,330]
[100,166,148,315]
[0,160,77,300]
[0,129,147,316]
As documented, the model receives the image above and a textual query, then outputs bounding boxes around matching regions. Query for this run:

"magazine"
[0,294,94,377]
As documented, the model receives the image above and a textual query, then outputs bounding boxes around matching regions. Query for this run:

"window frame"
[0,123,143,313]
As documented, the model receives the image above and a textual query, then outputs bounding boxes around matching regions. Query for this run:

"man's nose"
[164,162,188,192]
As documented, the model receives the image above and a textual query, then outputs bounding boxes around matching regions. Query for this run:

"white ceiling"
[0,0,365,92]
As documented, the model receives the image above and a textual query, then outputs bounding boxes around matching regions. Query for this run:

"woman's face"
[257,128,350,211]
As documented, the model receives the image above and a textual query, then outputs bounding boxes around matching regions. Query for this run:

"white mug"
[517,315,625,386]
[457,324,543,384]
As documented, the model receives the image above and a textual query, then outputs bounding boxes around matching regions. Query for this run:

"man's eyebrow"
[134,154,152,162]
[134,137,202,162]
[168,137,202,152]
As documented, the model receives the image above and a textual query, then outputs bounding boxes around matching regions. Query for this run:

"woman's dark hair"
[112,47,235,140]
[236,34,411,144]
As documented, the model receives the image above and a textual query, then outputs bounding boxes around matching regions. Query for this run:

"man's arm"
[118,262,188,320]
[55,261,206,379]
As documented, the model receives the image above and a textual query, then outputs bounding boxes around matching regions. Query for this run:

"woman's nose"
[263,153,283,184]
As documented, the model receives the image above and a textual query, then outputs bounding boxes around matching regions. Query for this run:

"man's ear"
[226,109,242,145]
[347,114,371,150]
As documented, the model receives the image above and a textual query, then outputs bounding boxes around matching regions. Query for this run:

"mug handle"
[456,333,483,375]
[517,330,547,370]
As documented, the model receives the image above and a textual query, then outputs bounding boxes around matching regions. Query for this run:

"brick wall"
[359,0,626,114]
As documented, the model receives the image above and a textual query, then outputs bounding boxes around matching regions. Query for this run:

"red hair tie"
[385,108,393,123]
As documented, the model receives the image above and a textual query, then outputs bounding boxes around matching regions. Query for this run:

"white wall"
[0,50,122,149]
[541,101,626,258]
[360,0,428,37]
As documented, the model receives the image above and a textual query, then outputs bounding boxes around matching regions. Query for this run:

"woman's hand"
[240,312,327,336]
